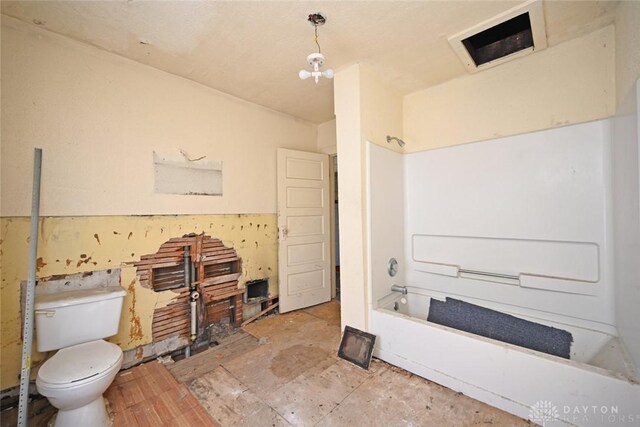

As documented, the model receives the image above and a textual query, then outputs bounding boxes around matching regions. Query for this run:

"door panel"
[277,148,331,313]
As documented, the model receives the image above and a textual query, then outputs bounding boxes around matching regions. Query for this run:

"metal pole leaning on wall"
[17,148,43,427]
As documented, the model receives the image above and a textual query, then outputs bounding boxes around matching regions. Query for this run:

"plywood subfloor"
[186,300,532,426]
[168,330,260,384]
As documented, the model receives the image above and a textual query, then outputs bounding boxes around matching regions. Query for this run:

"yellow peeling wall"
[404,25,615,152]
[0,215,277,390]
[0,17,316,390]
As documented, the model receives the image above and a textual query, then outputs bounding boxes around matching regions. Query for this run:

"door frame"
[329,154,338,299]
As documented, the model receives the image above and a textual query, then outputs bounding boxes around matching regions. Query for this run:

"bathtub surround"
[367,114,640,422]
[612,1,640,371]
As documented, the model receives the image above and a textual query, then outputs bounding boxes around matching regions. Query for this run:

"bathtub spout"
[390,284,407,295]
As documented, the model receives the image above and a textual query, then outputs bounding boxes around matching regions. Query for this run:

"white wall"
[367,143,404,306]
[612,0,640,371]
[612,81,640,367]
[403,120,616,333]
[1,16,317,217]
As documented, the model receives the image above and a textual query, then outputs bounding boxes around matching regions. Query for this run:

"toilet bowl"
[36,340,123,427]
[34,286,126,426]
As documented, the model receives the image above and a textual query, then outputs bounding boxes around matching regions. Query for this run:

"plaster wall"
[317,119,337,155]
[0,16,316,390]
[0,16,317,217]
[614,2,640,106]
[404,25,615,152]
[334,64,403,331]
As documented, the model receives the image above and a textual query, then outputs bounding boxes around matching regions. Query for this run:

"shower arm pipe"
[386,135,406,147]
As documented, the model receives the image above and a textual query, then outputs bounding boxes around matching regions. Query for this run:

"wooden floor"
[1,358,217,427]
[2,300,532,426]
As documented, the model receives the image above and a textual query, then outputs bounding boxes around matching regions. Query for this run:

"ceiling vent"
[448,0,547,73]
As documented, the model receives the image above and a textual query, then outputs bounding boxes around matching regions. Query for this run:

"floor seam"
[219,364,294,426]
[311,369,377,426]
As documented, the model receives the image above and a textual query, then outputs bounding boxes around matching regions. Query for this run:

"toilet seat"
[37,340,122,388]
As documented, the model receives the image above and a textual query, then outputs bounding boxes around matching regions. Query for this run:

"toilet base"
[52,395,110,427]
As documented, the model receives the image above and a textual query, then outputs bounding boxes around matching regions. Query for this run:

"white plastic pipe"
[190,299,197,342]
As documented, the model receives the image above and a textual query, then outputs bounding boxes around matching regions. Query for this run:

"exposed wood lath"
[134,234,243,343]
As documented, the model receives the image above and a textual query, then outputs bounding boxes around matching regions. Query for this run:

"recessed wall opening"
[448,0,547,73]
[461,13,533,67]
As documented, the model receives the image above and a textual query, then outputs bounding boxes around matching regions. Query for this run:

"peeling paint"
[128,232,133,240]
[76,256,93,268]
[128,279,143,341]
[93,233,101,245]
[36,257,46,272]
[0,214,278,390]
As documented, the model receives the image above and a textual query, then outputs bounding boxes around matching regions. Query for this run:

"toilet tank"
[35,286,127,352]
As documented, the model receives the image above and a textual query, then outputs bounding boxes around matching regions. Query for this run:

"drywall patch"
[153,150,222,196]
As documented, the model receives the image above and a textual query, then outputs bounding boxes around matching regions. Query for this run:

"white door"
[277,148,331,313]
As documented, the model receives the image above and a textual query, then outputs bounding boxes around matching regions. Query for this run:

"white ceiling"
[1,1,618,124]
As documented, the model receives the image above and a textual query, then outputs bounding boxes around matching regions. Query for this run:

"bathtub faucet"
[390,284,407,295]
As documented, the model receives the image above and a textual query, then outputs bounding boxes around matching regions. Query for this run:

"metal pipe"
[183,245,191,288]
[18,148,42,427]
[390,284,408,295]
[458,268,519,281]
[386,135,406,147]
[182,246,197,357]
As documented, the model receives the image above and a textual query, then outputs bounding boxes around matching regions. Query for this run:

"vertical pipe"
[17,148,43,427]
[183,246,192,357]
[183,246,190,289]
[189,249,198,343]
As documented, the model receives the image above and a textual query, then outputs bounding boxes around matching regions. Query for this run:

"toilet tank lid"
[35,286,126,310]
[38,340,122,385]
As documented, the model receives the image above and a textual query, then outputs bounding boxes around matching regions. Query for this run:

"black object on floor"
[427,297,573,359]
[338,325,376,369]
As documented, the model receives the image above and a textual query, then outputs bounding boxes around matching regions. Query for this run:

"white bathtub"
[371,291,640,426]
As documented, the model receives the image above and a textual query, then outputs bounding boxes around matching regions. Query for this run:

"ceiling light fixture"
[299,13,333,84]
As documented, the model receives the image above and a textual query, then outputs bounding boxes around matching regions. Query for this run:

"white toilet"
[34,286,126,427]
